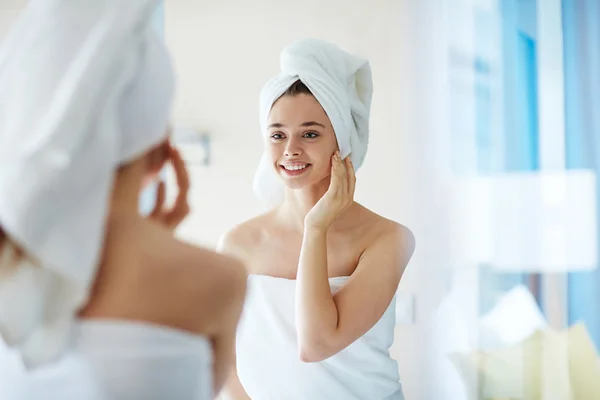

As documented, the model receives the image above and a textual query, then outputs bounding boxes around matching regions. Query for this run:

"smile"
[283,164,308,171]
[280,164,311,176]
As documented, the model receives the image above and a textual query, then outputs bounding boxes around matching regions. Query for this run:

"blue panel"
[514,33,539,171]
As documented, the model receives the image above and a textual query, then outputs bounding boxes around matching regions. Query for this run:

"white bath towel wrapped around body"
[236,275,405,400]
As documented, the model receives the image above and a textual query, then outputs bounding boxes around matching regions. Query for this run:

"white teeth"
[284,164,307,171]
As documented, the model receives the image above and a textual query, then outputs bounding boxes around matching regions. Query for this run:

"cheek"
[268,142,283,160]
[311,143,335,165]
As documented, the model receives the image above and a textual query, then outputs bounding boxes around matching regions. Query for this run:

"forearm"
[295,227,339,355]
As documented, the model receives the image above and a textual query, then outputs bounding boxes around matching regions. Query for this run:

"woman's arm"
[209,260,247,396]
[216,229,252,400]
[296,225,415,362]
[297,154,415,362]
[295,226,338,360]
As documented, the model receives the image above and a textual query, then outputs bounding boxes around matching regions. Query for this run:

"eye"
[271,132,285,140]
[303,131,319,139]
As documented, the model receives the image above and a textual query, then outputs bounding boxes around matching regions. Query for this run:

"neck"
[277,177,330,232]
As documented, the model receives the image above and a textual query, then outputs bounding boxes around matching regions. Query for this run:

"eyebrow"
[268,121,326,129]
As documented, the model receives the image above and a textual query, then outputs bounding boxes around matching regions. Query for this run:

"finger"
[170,146,190,196]
[165,147,191,227]
[337,154,349,195]
[149,180,166,219]
[329,153,343,193]
[346,157,356,197]
[165,200,190,228]
[171,147,191,208]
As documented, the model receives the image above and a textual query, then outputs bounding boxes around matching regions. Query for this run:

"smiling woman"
[218,38,414,400]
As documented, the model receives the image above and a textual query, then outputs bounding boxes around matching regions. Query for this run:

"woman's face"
[266,94,338,189]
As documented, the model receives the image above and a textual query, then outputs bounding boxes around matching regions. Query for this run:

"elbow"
[297,338,334,363]
[298,346,327,363]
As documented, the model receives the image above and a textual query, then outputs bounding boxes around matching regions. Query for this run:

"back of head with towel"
[0,1,226,399]
[0,0,174,368]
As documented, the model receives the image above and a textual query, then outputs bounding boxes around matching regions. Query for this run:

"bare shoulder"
[144,222,249,333]
[86,216,247,335]
[381,219,415,255]
[358,205,416,259]
[144,221,247,287]
[217,211,274,260]
[123,218,247,313]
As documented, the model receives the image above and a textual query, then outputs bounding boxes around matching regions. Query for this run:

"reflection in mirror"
[164,1,420,399]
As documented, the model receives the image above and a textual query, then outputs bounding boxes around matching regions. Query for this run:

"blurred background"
[2,0,599,398]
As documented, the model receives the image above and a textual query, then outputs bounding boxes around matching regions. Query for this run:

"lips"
[279,163,311,177]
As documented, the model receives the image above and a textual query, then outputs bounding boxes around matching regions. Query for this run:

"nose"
[284,136,303,157]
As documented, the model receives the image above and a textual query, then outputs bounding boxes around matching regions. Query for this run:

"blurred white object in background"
[171,125,211,167]
[478,284,547,348]
[452,169,598,272]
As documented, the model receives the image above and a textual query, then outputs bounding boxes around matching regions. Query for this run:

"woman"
[0,1,246,399]
[219,39,415,400]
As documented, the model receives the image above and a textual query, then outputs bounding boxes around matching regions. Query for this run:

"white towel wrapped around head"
[0,0,173,368]
[253,38,373,208]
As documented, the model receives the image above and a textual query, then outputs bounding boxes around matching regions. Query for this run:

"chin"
[279,173,330,191]
[276,173,307,187]
[282,181,310,190]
